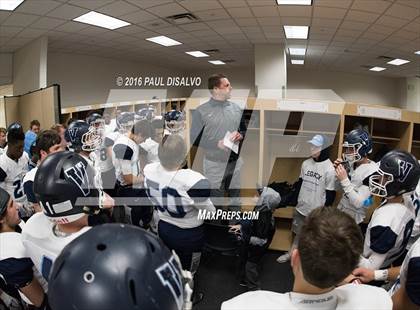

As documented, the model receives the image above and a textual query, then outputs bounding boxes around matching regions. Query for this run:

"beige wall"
[13,37,48,95]
[47,53,191,108]
[0,53,13,86]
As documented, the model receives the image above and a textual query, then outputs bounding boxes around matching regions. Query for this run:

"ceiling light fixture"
[146,35,182,46]
[0,0,25,11]
[185,51,209,58]
[415,51,420,55]
[276,0,312,5]
[289,48,306,55]
[209,60,225,65]
[73,11,130,30]
[369,67,386,72]
[387,58,410,66]
[291,59,304,65]
[284,25,309,39]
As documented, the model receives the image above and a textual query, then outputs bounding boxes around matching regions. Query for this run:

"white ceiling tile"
[278,6,312,17]
[346,10,380,23]
[314,0,352,9]
[395,0,420,9]
[2,13,40,27]
[97,1,141,17]
[157,26,185,35]
[30,17,66,29]
[393,30,419,40]
[179,22,210,31]
[114,25,148,35]
[257,17,282,26]
[227,7,253,18]
[195,9,230,21]
[126,0,174,9]
[351,0,392,14]
[403,21,420,32]
[147,3,188,17]
[280,17,311,25]
[79,26,109,36]
[335,29,363,38]
[310,33,334,40]
[142,19,172,29]
[385,3,420,21]
[251,6,279,17]
[219,0,248,8]
[368,24,396,34]
[0,11,11,24]
[178,0,223,11]
[15,0,62,15]
[241,26,263,33]
[15,28,48,38]
[247,0,277,6]
[54,21,87,32]
[190,29,218,37]
[47,4,89,20]
[67,0,115,10]
[313,7,347,19]
[120,10,156,23]
[340,21,371,31]
[311,18,341,28]
[235,18,259,26]
[376,15,409,28]
[0,26,23,36]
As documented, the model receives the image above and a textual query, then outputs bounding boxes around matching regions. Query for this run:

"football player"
[335,128,378,225]
[47,224,193,310]
[0,188,47,309]
[86,113,120,195]
[113,117,153,228]
[22,130,64,214]
[21,151,107,282]
[222,207,392,310]
[277,134,336,263]
[0,123,31,219]
[359,150,419,270]
[164,110,186,137]
[144,134,215,274]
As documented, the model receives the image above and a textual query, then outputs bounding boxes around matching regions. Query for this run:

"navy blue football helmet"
[164,110,185,134]
[369,150,419,198]
[34,151,100,223]
[342,128,372,163]
[48,224,192,310]
[65,120,101,152]
[137,106,156,121]
[116,112,135,133]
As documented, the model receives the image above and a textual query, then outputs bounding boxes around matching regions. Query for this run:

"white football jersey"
[0,152,29,205]
[95,131,120,173]
[0,232,48,302]
[407,182,420,250]
[112,134,140,187]
[221,284,391,310]
[390,237,420,306]
[337,160,378,224]
[22,166,37,205]
[361,198,416,269]
[296,158,336,216]
[144,162,215,228]
[140,137,159,164]
[21,212,90,282]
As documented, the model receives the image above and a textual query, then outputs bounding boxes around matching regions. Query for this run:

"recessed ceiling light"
[415,51,420,55]
[0,0,24,11]
[291,59,304,65]
[146,35,182,46]
[387,58,410,66]
[73,11,130,30]
[209,60,225,65]
[289,48,306,56]
[276,0,312,5]
[185,51,209,58]
[283,25,309,39]
[369,67,386,72]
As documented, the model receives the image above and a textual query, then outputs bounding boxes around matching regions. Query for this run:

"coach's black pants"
[117,186,153,228]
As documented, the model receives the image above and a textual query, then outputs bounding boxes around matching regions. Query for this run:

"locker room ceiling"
[0,0,419,77]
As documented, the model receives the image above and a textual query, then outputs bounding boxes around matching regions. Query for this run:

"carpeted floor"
[194,250,294,310]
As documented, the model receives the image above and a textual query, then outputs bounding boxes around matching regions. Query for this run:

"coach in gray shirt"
[190,74,246,213]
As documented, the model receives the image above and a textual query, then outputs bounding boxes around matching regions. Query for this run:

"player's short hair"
[51,123,65,132]
[35,130,61,156]
[208,74,227,91]
[298,207,363,288]
[132,119,152,139]
[158,135,187,170]
[0,128,6,135]
[30,119,40,129]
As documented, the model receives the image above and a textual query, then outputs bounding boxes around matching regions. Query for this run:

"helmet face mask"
[81,126,102,152]
[369,168,394,198]
[342,142,363,163]
[165,111,185,134]
[116,112,135,133]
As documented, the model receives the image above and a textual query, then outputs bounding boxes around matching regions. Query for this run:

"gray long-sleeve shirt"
[190,98,247,162]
